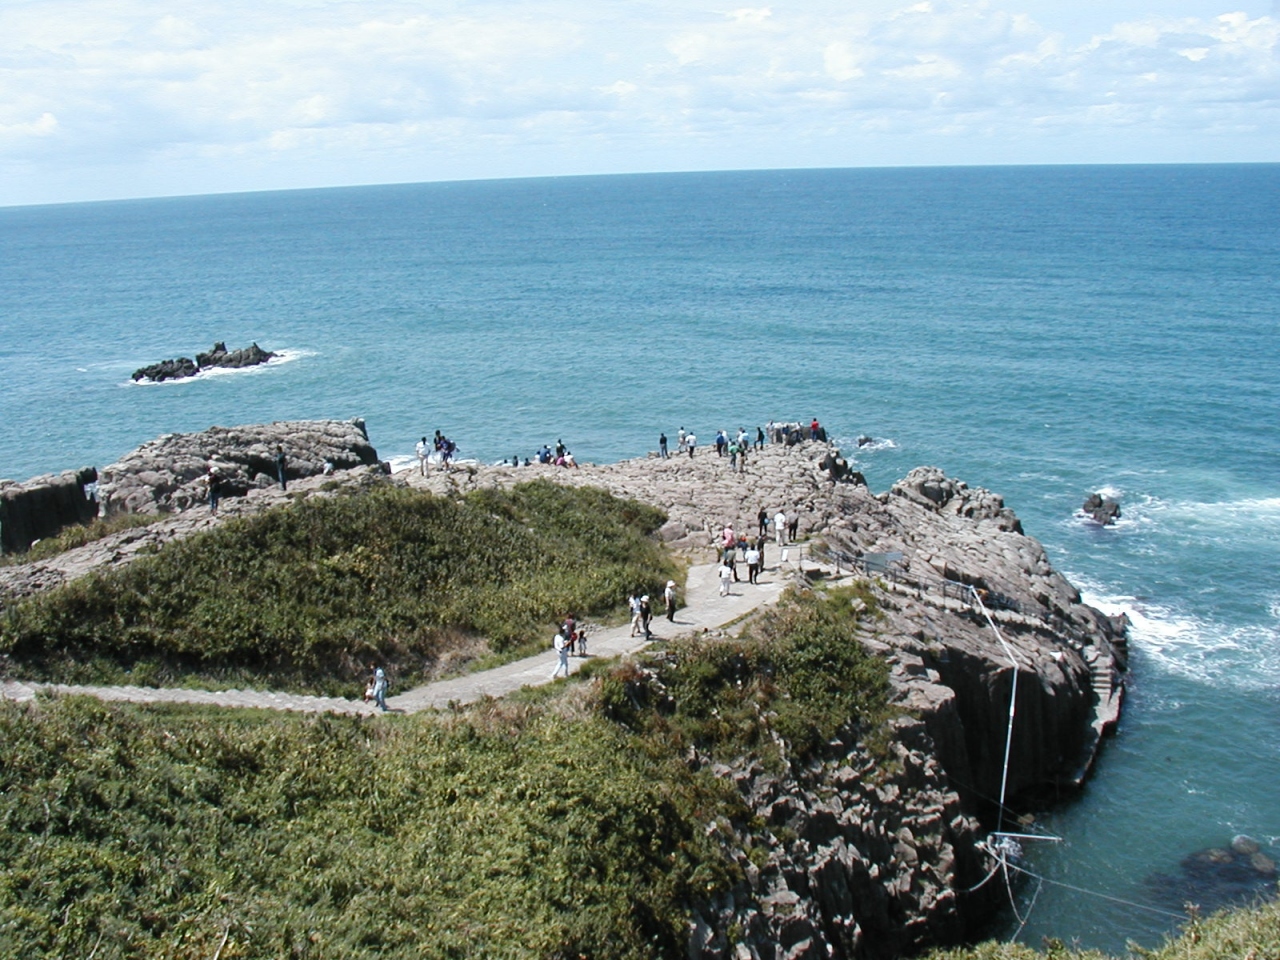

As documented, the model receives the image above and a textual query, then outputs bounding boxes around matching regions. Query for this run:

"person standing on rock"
[207,467,223,516]
[788,513,800,543]
[549,630,570,679]
[416,436,430,476]
[754,426,765,450]
[757,507,768,537]
[274,445,288,490]
[664,580,677,621]
[686,433,696,458]
[774,510,787,546]
[677,427,686,454]
[659,433,668,458]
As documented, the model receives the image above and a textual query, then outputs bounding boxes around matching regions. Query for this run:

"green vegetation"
[600,583,891,765]
[929,899,1280,960]
[0,695,739,960]
[0,585,900,959]
[0,513,161,566]
[0,481,676,694]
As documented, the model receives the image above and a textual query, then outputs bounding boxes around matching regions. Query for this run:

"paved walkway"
[1,546,822,717]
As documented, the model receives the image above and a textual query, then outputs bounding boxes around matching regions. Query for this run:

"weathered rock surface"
[97,418,378,516]
[0,467,98,554]
[132,341,276,382]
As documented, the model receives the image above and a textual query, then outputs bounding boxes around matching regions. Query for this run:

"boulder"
[1082,493,1121,525]
[97,419,378,516]
[132,357,198,382]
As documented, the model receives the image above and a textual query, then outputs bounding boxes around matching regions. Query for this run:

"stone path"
[1,546,823,717]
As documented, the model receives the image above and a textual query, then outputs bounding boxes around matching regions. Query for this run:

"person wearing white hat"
[664,580,677,621]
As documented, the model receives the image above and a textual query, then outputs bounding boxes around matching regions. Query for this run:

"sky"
[1,0,1278,206]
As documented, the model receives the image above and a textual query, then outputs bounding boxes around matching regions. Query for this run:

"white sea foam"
[125,348,313,386]
[1078,580,1280,691]
[834,435,898,454]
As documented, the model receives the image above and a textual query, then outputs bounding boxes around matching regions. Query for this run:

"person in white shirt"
[774,510,787,546]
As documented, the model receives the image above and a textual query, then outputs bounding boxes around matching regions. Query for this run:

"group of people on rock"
[533,439,578,468]
[660,420,823,468]
[415,431,459,475]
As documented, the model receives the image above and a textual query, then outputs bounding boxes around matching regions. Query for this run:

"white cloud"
[0,0,1277,204]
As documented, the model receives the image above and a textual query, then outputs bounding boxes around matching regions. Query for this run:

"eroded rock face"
[97,418,378,516]
[0,468,98,554]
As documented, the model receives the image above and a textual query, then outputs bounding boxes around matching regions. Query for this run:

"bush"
[0,482,676,694]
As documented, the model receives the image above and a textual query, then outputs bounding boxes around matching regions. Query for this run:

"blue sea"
[2,165,1278,951]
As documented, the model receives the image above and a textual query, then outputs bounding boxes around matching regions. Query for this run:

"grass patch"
[0,513,161,567]
[0,481,677,695]
[0,693,742,960]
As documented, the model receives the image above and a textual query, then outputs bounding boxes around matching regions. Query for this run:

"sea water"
[1,165,1278,951]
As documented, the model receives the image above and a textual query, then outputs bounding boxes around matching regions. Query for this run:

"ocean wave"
[1078,581,1280,691]
[125,348,313,386]
[833,435,898,454]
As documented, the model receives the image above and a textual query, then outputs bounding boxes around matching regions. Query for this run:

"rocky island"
[131,341,276,382]
[0,422,1130,959]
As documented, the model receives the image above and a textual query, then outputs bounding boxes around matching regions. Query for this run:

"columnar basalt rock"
[0,467,98,554]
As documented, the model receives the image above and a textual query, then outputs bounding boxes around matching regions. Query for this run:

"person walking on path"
[718,560,733,597]
[788,513,800,543]
[372,666,388,711]
[659,433,668,458]
[745,541,761,584]
[416,436,430,476]
[549,631,570,679]
[664,580,677,621]
[629,593,643,637]
[774,510,787,546]
[639,595,653,639]
[274,445,288,491]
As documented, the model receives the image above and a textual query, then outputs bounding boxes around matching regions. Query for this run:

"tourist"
[677,427,687,453]
[274,445,287,490]
[754,426,765,450]
[788,513,800,543]
[549,631,570,679]
[810,418,820,440]
[629,593,643,637]
[416,436,430,475]
[555,439,566,459]
[207,467,222,515]
[372,666,388,711]
[757,507,768,537]
[563,614,577,655]
[659,433,668,458]
[686,433,696,457]
[728,440,738,472]
[664,580,677,621]
[723,537,738,582]
[745,541,761,584]
[639,595,653,639]
[774,510,787,545]
[718,560,733,597]
[715,431,727,457]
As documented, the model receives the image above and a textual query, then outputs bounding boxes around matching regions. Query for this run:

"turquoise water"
[2,166,1278,951]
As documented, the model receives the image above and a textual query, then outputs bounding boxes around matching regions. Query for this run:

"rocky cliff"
[0,468,98,554]
[405,443,1126,957]
[0,429,1126,958]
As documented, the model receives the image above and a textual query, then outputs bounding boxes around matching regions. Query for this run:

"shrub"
[0,482,676,694]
